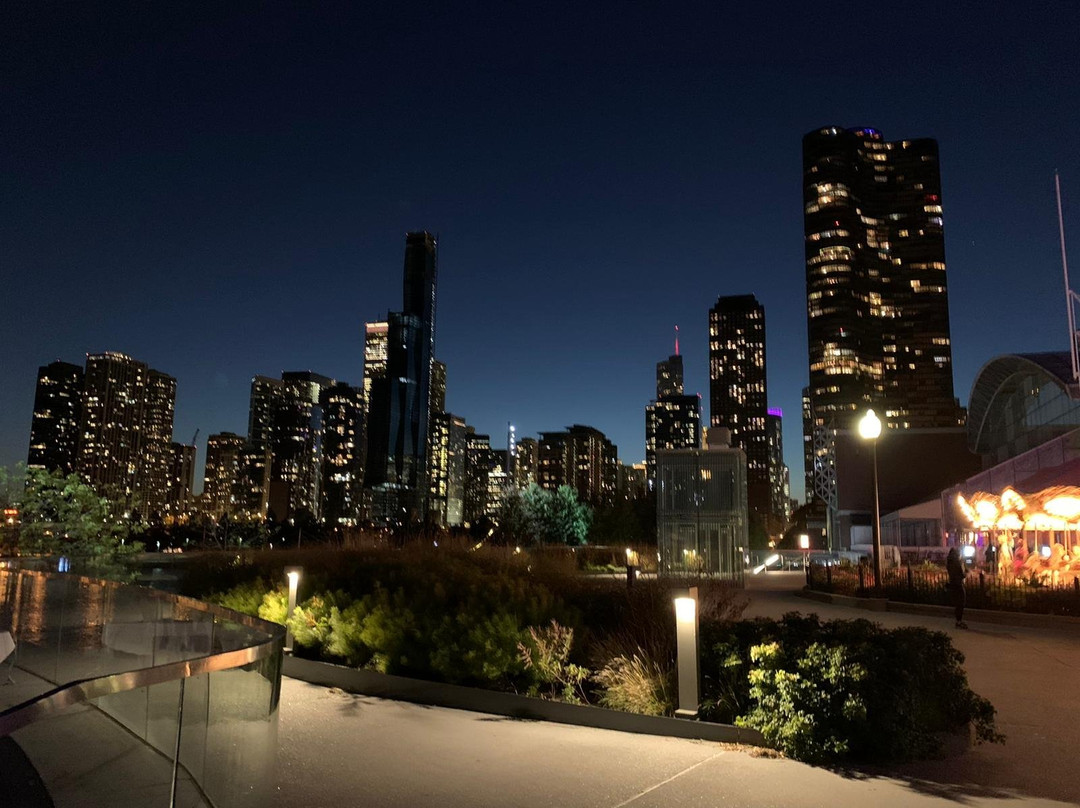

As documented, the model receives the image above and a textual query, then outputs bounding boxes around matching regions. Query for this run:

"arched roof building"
[967,352,1080,467]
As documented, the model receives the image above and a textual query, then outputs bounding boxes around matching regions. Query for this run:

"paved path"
[274,573,1080,807]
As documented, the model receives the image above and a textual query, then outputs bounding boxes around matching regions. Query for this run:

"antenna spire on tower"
[674,325,680,356]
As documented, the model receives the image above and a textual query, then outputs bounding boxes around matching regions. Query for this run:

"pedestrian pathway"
[273,573,1080,807]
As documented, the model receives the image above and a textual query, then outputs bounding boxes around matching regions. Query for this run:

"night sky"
[4,2,1079,500]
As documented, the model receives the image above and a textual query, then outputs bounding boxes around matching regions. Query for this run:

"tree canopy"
[496,484,591,546]
[0,465,140,559]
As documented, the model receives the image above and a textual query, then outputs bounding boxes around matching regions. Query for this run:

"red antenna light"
[674,325,680,356]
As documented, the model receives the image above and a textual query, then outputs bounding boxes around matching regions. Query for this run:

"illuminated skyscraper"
[248,375,284,456]
[77,352,175,513]
[645,335,701,489]
[362,322,389,408]
[538,425,617,507]
[27,360,84,475]
[203,432,247,519]
[802,126,962,473]
[709,295,768,522]
[765,409,791,527]
[166,441,196,516]
[428,411,466,526]
[320,382,364,526]
[269,371,334,520]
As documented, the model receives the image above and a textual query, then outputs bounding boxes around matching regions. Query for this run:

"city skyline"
[3,4,1079,501]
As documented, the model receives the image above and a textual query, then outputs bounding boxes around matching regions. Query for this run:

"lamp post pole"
[858,410,883,591]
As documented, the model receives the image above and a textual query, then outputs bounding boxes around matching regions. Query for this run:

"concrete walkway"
[274,573,1080,807]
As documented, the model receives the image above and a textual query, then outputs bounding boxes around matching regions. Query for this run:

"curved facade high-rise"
[803,126,964,496]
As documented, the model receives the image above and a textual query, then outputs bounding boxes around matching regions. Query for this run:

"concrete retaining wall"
[283,656,767,747]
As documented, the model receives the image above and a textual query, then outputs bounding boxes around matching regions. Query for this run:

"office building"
[538,425,617,506]
[463,429,494,525]
[428,412,467,526]
[77,352,176,513]
[166,442,196,516]
[803,126,963,489]
[514,437,538,487]
[708,295,768,520]
[269,371,334,520]
[248,375,284,456]
[320,382,364,526]
[645,342,701,488]
[765,408,791,529]
[203,433,247,519]
[27,360,84,475]
[365,232,439,524]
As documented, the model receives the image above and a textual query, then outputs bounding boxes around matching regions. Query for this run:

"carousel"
[956,486,1080,584]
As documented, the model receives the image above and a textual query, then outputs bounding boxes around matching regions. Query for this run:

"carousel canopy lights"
[957,486,1080,531]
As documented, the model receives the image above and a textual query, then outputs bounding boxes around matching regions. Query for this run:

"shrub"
[593,652,674,716]
[209,578,270,617]
[518,621,590,703]
[704,614,1002,763]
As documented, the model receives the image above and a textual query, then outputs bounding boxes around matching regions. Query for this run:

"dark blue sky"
[3,2,1079,500]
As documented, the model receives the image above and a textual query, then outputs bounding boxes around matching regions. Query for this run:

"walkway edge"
[283,656,767,747]
[798,588,1080,629]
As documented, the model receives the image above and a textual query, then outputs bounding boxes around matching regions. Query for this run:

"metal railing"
[806,562,1080,616]
[0,568,284,807]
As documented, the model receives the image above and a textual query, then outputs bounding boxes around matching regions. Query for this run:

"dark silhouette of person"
[946,547,968,629]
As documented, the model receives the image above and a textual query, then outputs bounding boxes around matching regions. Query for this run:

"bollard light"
[673,586,699,718]
[284,566,302,653]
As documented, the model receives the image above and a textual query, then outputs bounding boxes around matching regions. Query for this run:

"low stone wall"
[283,656,767,747]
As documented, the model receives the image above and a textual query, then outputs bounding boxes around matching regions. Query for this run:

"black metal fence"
[806,562,1080,617]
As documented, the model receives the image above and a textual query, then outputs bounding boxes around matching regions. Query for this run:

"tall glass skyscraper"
[365,232,439,524]
[802,126,963,499]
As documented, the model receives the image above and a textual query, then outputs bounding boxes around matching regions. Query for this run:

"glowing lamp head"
[858,409,882,441]
[287,571,299,587]
[674,596,696,624]
[798,534,810,550]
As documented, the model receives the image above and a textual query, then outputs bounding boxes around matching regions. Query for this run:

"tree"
[9,466,140,559]
[497,484,591,546]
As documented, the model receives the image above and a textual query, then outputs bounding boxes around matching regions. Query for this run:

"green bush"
[704,614,1002,763]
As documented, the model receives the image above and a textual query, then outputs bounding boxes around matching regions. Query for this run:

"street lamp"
[284,566,303,653]
[857,409,882,590]
[673,587,699,718]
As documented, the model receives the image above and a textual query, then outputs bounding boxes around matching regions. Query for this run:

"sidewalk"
[743,572,1080,805]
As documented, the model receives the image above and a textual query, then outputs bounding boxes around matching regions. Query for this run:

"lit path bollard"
[673,586,699,718]
[285,566,302,653]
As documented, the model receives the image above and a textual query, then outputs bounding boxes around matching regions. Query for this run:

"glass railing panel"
[200,655,280,807]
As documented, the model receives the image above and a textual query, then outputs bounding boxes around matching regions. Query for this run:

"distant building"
[270,371,334,520]
[618,463,647,500]
[538,425,617,506]
[166,442,196,516]
[365,232,439,525]
[657,428,747,579]
[248,375,284,457]
[802,126,963,501]
[514,437,538,487]
[203,433,247,519]
[463,429,494,525]
[27,360,84,475]
[428,412,467,526]
[765,408,791,529]
[320,382,364,527]
[645,340,701,489]
[77,352,176,513]
[709,295,768,521]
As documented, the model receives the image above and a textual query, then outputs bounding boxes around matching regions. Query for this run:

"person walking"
[946,547,968,629]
